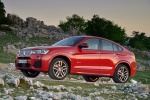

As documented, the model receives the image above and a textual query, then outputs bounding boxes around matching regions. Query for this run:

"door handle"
[115,53,120,55]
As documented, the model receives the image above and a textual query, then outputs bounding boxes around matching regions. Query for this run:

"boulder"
[7,77,20,87]
[7,13,24,27]
[14,96,27,100]
[0,78,4,86]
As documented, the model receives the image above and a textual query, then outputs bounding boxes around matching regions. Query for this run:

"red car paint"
[15,36,136,82]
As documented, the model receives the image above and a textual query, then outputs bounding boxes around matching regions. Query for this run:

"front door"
[75,38,100,75]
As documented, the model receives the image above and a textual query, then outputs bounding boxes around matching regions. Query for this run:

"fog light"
[34,61,42,68]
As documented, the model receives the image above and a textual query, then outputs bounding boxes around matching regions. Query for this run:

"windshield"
[52,37,84,46]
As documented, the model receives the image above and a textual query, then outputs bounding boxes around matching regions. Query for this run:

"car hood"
[21,46,71,50]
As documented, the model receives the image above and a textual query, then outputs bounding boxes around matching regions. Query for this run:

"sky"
[1,0,150,36]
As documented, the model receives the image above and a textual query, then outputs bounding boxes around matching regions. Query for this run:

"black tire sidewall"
[83,76,99,82]
[21,70,40,78]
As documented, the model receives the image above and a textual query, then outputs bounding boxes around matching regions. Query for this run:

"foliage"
[59,14,127,44]
[0,0,6,24]
[0,1,13,25]
[85,15,127,44]
[129,31,150,50]
[58,14,87,32]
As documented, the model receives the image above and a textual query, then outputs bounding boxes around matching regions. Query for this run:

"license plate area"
[18,59,27,63]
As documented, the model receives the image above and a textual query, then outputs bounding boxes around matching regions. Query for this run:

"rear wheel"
[49,58,69,80]
[113,64,129,83]
[21,70,40,78]
[83,76,99,82]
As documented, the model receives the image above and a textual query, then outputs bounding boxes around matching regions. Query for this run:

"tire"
[112,64,129,83]
[21,70,40,78]
[83,76,99,82]
[49,58,69,80]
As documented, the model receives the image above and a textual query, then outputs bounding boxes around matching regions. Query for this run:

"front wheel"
[21,70,40,78]
[113,64,129,83]
[48,58,69,80]
[83,76,99,82]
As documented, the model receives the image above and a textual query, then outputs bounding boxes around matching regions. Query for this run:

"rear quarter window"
[113,43,123,52]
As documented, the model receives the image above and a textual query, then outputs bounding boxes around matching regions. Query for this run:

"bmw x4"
[15,36,136,83]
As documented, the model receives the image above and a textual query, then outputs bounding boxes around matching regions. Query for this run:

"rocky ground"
[0,63,150,100]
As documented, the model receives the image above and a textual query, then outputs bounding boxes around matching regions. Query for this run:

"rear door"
[99,39,122,76]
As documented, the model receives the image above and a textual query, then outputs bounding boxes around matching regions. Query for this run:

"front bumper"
[15,54,50,72]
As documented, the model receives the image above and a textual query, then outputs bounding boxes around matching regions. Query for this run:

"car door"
[99,39,121,76]
[75,38,100,75]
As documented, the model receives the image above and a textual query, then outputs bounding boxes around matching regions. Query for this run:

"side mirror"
[78,43,89,48]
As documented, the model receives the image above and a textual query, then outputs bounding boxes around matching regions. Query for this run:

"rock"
[9,63,15,67]
[95,96,105,100]
[14,96,27,100]
[111,86,117,90]
[130,79,137,86]
[0,95,13,100]
[74,95,82,100]
[0,31,6,36]
[3,88,8,95]
[7,13,24,27]
[7,77,20,87]
[94,82,99,86]
[68,93,76,99]
[34,81,45,87]
[26,17,44,28]
[3,44,19,54]
[0,78,4,86]
[66,86,75,92]
[29,97,36,100]
[77,86,82,90]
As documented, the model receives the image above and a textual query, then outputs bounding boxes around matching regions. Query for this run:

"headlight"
[32,50,49,54]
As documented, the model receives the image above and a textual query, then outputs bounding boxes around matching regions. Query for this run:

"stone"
[7,77,20,87]
[14,96,27,100]
[95,97,105,100]
[0,31,6,36]
[34,81,45,87]
[3,44,19,54]
[3,88,8,95]
[7,13,24,27]
[77,86,82,90]
[0,78,4,86]
[0,95,13,100]
[111,86,117,90]
[94,82,99,86]
[29,97,37,100]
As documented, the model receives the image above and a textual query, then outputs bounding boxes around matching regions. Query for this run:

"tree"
[58,14,86,32]
[85,15,127,44]
[129,31,150,50]
[0,0,6,24]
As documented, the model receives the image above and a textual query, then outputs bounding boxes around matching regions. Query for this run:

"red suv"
[15,36,136,83]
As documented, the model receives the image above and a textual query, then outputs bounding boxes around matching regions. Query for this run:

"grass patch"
[129,71,150,84]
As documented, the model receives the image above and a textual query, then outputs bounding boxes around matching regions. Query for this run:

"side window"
[113,43,123,52]
[118,46,123,51]
[113,44,118,51]
[101,40,113,51]
[83,39,99,50]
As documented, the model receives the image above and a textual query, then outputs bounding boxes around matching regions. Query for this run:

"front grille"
[18,63,30,68]
[19,50,32,56]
